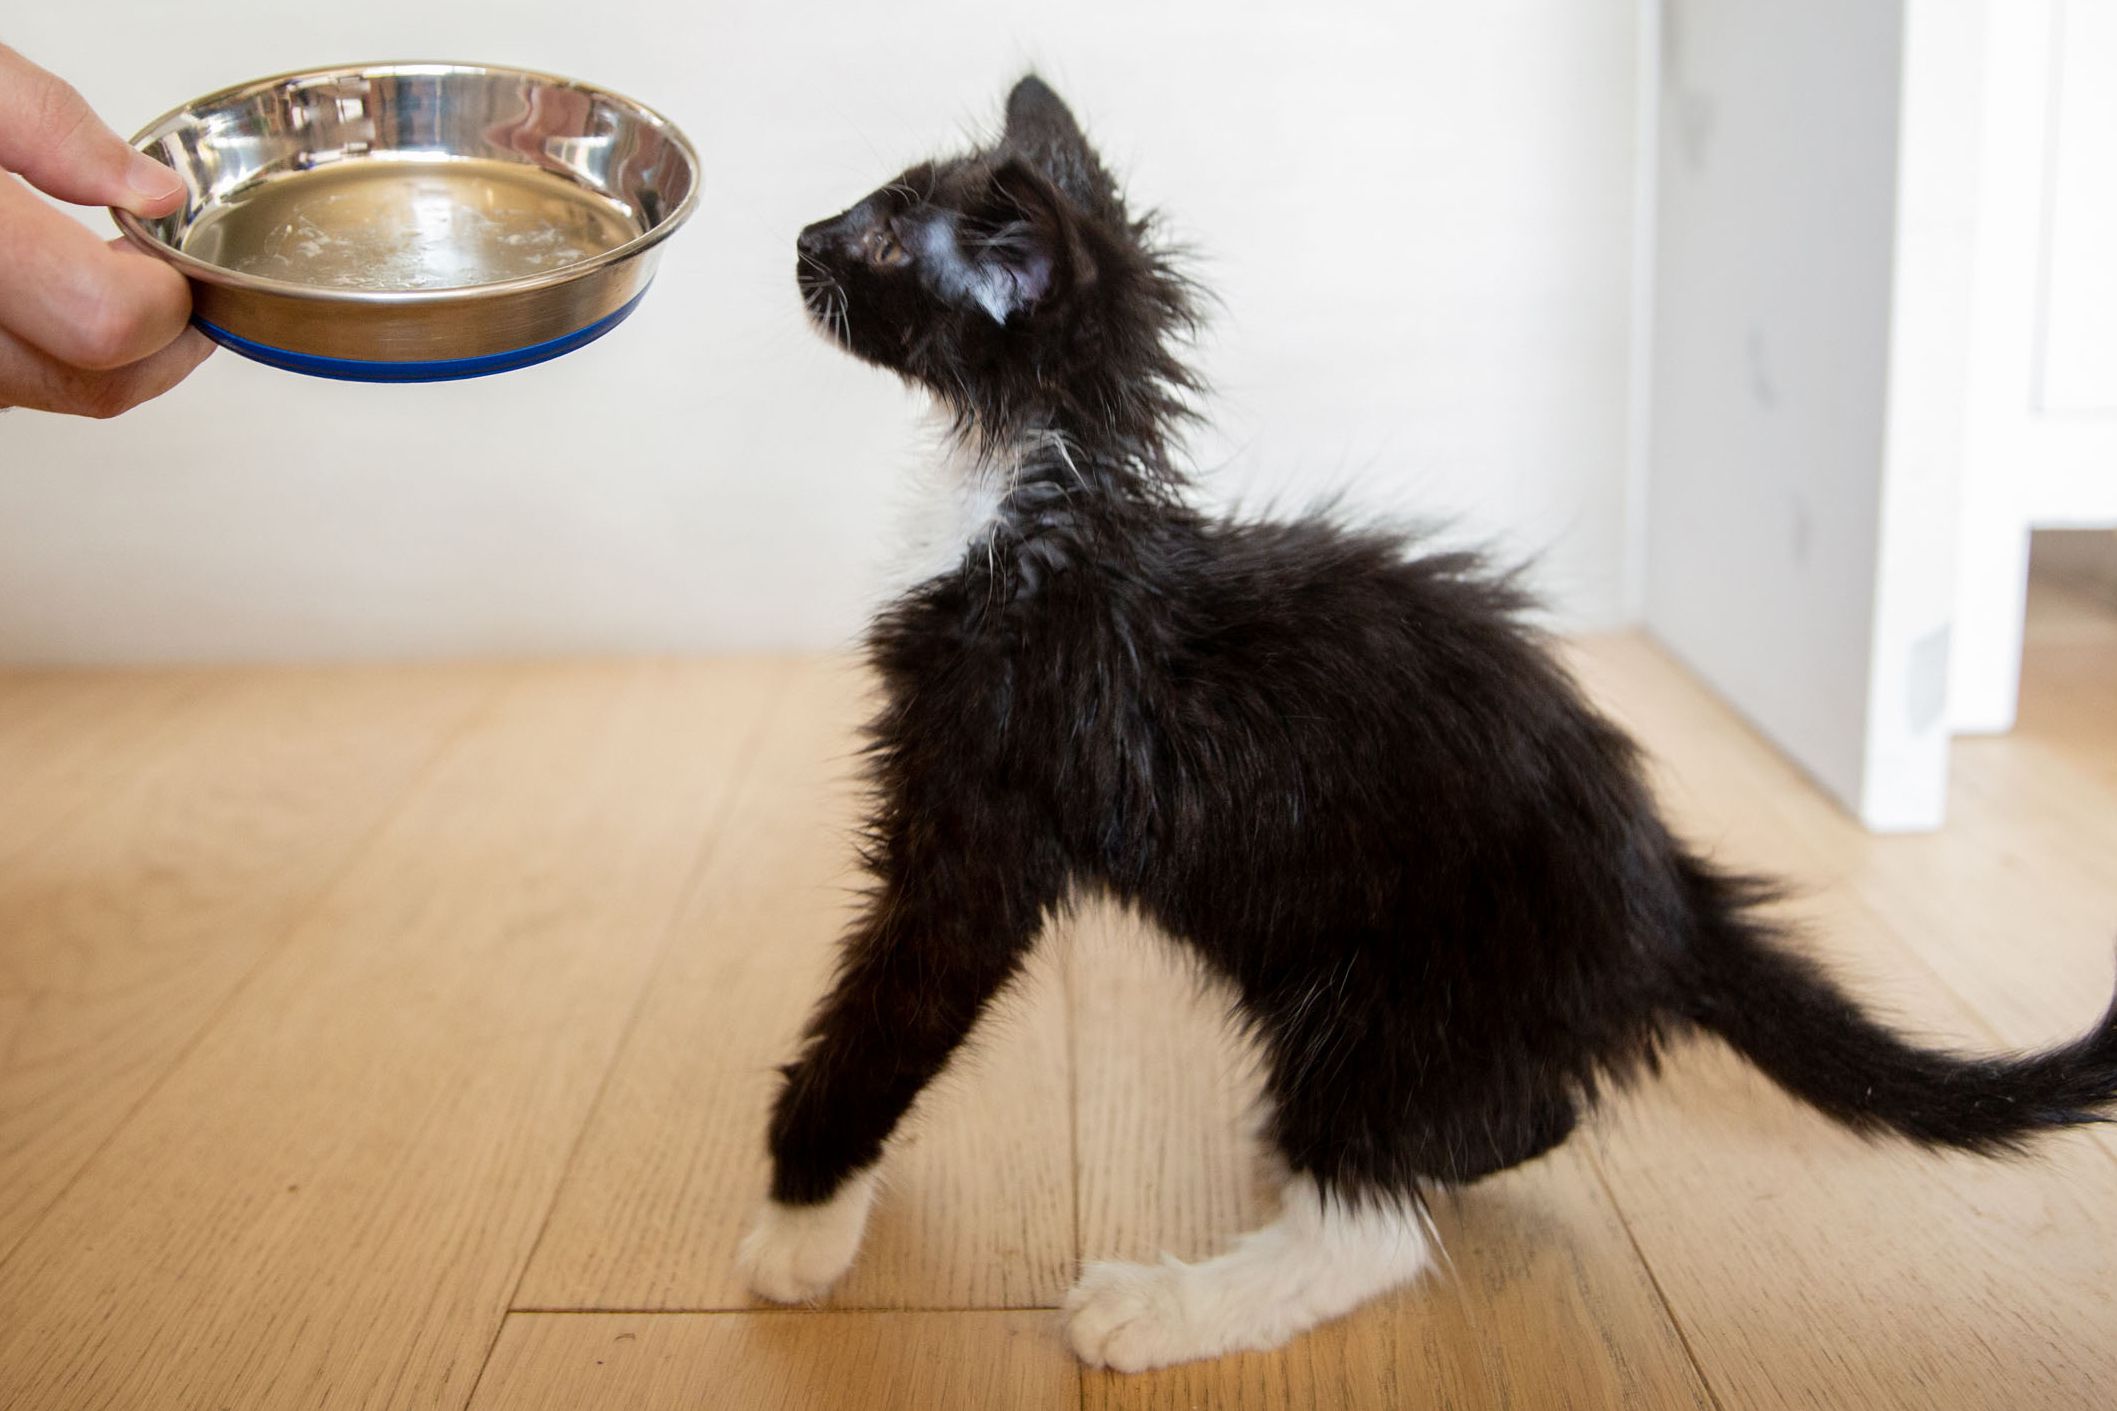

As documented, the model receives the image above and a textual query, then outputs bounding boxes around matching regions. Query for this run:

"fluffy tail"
[1675,857,2117,1154]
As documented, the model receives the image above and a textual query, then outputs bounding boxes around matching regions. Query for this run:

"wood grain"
[0,668,211,867]
[0,660,788,1411]
[1586,1046,2117,1411]
[469,1311,1078,1410]
[1568,632,2117,1410]
[0,666,496,1267]
[518,660,1076,1312]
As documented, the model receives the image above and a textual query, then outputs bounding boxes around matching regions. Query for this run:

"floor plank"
[0,660,788,1411]
[1586,1049,2117,1411]
[517,661,1076,1312]
[469,1311,1078,1410]
[0,666,497,1267]
[1566,632,2117,1410]
[0,668,212,867]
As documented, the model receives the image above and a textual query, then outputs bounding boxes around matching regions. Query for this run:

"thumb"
[0,44,185,217]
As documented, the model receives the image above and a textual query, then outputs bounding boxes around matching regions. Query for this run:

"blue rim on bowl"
[190,288,653,383]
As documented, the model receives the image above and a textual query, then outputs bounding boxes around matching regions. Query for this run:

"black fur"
[766,75,2117,1211]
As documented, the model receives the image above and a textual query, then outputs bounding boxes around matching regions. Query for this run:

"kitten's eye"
[864,226,911,269]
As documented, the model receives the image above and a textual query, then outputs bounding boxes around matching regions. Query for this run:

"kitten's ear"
[1001,75,1120,217]
[1004,75,1086,157]
[971,158,1094,325]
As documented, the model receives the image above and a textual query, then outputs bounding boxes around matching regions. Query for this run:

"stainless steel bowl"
[113,63,699,381]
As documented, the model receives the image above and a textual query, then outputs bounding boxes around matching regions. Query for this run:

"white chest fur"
[874,431,1015,602]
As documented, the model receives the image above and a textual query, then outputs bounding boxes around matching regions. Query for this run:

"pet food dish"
[112,62,699,381]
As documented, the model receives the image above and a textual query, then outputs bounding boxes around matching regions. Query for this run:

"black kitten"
[740,76,2117,1371]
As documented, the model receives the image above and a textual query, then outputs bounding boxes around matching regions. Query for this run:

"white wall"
[0,1,1640,662]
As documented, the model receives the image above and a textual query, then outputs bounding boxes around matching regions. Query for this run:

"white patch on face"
[912,213,1010,325]
[736,1167,879,1304]
[911,210,1045,325]
[1064,1174,1436,1372]
[874,421,1015,602]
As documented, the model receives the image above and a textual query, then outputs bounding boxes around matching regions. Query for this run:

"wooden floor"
[2,581,2115,1410]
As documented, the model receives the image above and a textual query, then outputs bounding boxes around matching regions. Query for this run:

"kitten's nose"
[797,221,837,259]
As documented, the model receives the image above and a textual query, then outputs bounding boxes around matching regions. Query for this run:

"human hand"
[1,44,213,417]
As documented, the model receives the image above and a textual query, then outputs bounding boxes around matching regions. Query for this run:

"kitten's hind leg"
[1064,1174,1435,1371]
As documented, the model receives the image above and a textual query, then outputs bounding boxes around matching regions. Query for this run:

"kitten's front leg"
[740,862,1054,1302]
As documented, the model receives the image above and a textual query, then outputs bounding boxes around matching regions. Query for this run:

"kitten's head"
[797,76,1196,453]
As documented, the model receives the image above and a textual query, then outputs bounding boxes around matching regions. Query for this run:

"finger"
[0,171,192,369]
[0,43,184,217]
[0,321,214,418]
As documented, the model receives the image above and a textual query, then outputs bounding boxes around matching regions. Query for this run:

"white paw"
[1066,1178,1434,1371]
[736,1170,878,1303]
[1065,1257,1221,1372]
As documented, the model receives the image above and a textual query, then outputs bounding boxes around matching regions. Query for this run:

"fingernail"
[127,154,184,204]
